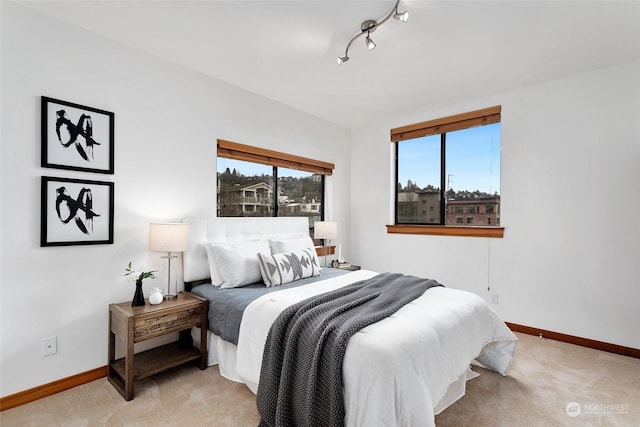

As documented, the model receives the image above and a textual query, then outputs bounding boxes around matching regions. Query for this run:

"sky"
[397,122,500,194]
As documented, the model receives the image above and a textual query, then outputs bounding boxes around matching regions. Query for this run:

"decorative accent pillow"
[258,248,321,287]
[205,240,271,288]
[268,235,316,254]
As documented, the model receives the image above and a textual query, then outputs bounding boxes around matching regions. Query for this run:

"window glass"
[277,167,323,228]
[217,158,273,217]
[397,135,441,224]
[396,122,500,227]
[445,123,500,226]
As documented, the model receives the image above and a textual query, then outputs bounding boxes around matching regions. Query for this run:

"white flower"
[124,262,157,283]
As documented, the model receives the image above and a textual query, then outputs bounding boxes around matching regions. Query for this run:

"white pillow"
[268,235,315,254]
[205,240,271,288]
[258,248,321,287]
[204,243,227,286]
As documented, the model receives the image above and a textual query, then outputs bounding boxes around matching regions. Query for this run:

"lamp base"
[161,253,179,300]
[323,242,327,267]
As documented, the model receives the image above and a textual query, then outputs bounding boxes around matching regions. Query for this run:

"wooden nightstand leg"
[199,300,208,369]
[108,331,115,377]
[124,316,135,401]
[108,311,116,375]
[199,325,207,369]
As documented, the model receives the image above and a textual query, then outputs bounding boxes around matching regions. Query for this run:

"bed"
[183,217,517,427]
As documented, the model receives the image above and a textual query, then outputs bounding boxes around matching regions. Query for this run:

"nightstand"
[108,292,208,401]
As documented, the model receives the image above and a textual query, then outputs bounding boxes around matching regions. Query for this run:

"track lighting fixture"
[337,0,408,65]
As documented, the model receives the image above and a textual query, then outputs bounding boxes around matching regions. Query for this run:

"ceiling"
[20,1,640,129]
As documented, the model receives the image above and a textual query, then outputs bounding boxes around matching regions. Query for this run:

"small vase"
[149,287,163,305]
[132,279,145,307]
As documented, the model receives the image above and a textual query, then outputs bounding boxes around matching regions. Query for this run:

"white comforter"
[236,270,517,427]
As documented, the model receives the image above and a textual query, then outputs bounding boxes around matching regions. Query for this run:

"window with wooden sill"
[390,106,504,238]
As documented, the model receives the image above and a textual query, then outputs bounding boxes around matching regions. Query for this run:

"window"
[216,140,334,234]
[388,106,503,238]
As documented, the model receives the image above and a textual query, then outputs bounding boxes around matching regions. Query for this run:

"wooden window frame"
[391,106,501,142]
[217,139,334,176]
[389,107,504,238]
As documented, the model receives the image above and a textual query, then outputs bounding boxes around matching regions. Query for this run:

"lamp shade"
[314,221,337,240]
[149,223,190,252]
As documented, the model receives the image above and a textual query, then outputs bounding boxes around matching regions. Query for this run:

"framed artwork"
[41,176,114,247]
[41,96,114,174]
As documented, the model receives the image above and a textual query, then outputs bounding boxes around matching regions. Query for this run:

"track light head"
[365,33,376,51]
[393,10,409,22]
[337,56,349,65]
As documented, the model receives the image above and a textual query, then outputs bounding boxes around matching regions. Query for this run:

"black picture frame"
[41,96,114,174]
[41,176,114,247]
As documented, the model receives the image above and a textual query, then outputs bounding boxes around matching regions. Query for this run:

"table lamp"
[314,221,337,267]
[149,223,190,299]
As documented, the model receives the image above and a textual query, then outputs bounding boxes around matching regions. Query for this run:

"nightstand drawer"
[134,306,201,341]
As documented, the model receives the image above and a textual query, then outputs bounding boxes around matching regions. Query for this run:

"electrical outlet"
[490,293,499,304]
[42,336,57,356]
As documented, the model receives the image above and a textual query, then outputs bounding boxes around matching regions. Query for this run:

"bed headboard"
[182,216,311,283]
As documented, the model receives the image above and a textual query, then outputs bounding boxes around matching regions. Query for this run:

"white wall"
[0,4,350,397]
[351,60,640,350]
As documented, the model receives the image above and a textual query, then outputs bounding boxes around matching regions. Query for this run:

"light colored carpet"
[2,332,639,426]
[436,333,640,427]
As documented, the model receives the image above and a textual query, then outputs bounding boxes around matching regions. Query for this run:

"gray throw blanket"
[256,272,443,427]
